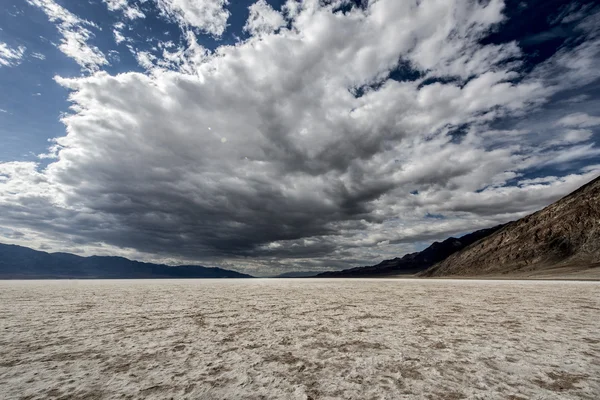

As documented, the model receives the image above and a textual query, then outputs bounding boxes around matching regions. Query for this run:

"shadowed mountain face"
[423,175,600,277]
[0,244,252,279]
[273,271,320,278]
[316,225,504,278]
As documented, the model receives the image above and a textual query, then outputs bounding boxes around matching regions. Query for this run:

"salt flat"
[0,279,599,400]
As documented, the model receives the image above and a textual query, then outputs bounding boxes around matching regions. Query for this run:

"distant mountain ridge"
[316,225,504,277]
[273,271,319,278]
[0,243,252,279]
[422,175,600,277]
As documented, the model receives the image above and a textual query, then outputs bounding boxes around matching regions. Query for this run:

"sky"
[0,0,600,276]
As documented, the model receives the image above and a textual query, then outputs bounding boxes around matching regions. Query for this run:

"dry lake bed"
[1,279,599,399]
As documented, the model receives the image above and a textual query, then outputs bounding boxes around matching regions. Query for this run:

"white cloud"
[113,22,127,44]
[532,8,600,90]
[124,7,145,20]
[108,50,121,63]
[563,129,594,143]
[104,0,127,11]
[282,0,301,20]
[135,51,156,69]
[26,0,108,72]
[563,94,591,104]
[556,112,600,128]
[2,0,600,274]
[244,0,286,36]
[154,0,230,36]
[130,30,209,75]
[103,0,145,19]
[31,52,46,60]
[0,42,26,67]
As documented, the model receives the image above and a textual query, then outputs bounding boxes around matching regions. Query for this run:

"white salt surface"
[0,279,599,399]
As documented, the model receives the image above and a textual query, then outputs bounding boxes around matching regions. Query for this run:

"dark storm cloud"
[1,0,600,275]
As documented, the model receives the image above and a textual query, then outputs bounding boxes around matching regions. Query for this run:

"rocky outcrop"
[422,175,600,277]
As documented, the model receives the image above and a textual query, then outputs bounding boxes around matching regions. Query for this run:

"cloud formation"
[26,0,108,72]
[244,0,286,36]
[2,0,600,275]
[557,112,600,128]
[0,42,26,67]
[103,0,145,19]
[155,0,230,36]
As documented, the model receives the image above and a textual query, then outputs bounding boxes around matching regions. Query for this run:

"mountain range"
[273,271,322,278]
[0,243,252,279]
[316,225,504,277]
[422,175,600,278]
[2,176,598,280]
[318,175,600,278]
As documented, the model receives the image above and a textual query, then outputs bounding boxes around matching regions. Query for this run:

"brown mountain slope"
[422,175,600,277]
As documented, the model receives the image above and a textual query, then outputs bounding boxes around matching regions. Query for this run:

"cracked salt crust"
[0,279,599,399]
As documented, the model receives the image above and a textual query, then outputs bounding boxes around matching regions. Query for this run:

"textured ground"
[1,279,599,400]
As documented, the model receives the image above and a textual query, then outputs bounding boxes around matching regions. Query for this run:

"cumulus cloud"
[26,0,107,72]
[244,0,286,36]
[0,42,26,67]
[154,0,230,36]
[1,0,600,275]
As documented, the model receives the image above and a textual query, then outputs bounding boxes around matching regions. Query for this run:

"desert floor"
[1,279,599,400]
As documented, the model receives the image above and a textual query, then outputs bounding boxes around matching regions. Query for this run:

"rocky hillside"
[317,225,504,277]
[422,175,600,277]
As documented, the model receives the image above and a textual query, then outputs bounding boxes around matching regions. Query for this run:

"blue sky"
[0,0,286,161]
[1,0,600,275]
